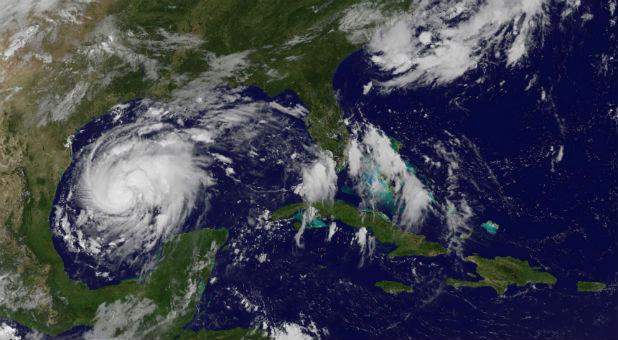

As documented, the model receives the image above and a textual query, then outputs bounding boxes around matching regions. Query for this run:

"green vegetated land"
[111,0,413,162]
[271,201,447,257]
[577,281,606,292]
[446,256,557,295]
[2,227,266,338]
[375,280,413,295]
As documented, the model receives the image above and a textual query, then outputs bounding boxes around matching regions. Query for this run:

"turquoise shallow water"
[293,212,328,229]
[480,221,498,235]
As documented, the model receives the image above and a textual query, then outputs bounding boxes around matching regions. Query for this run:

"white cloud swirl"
[53,116,214,281]
[52,87,316,286]
[75,124,211,259]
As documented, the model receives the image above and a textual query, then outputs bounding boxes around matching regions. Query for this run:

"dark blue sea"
[190,1,618,339]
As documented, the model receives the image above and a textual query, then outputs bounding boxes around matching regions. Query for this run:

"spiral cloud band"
[51,87,317,288]
[67,124,211,258]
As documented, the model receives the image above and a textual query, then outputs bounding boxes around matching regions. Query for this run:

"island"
[446,256,557,295]
[480,220,500,235]
[375,281,413,295]
[577,281,606,292]
[272,201,447,257]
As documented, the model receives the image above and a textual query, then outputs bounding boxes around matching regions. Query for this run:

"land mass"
[446,256,557,295]
[272,201,447,257]
[577,281,606,292]
[375,280,413,295]
[2,226,262,338]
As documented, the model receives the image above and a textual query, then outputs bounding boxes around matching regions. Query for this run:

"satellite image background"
[0,0,616,339]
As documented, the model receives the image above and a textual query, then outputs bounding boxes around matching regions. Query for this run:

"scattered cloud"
[353,227,375,267]
[295,151,337,202]
[327,221,338,241]
[84,296,156,340]
[0,323,20,340]
[170,51,252,101]
[271,322,315,340]
[339,2,390,44]
[347,125,430,228]
[368,0,555,88]
[0,270,51,313]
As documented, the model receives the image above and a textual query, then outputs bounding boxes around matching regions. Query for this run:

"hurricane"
[51,87,319,288]
[63,119,213,260]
